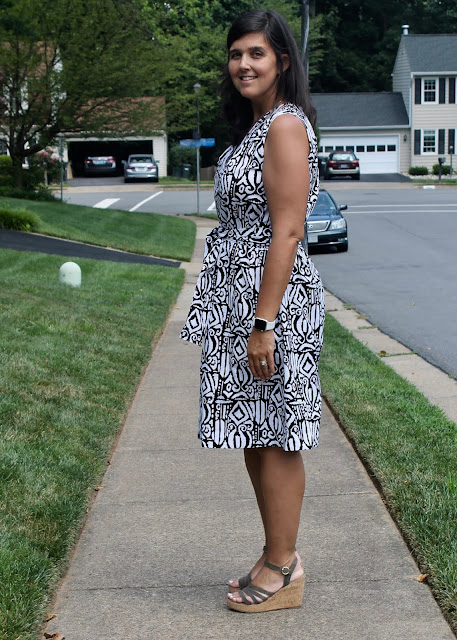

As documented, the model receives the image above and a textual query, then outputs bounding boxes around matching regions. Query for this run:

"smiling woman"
[227,33,289,118]
[180,9,325,615]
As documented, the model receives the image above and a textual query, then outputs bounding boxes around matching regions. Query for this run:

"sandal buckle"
[281,566,290,576]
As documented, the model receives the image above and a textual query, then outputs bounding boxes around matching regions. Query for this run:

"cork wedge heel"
[227,555,305,613]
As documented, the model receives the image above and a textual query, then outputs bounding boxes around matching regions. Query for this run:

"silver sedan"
[123,154,159,183]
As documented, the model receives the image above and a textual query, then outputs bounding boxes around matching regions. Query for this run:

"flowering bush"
[28,148,61,185]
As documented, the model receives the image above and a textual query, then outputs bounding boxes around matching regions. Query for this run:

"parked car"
[324,151,360,180]
[83,155,117,176]
[302,189,348,252]
[123,154,159,183]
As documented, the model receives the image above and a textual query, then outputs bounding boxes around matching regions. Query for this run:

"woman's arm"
[247,114,310,381]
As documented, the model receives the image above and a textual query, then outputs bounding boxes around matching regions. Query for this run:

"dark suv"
[324,152,360,180]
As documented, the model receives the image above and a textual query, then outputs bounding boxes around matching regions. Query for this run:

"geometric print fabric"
[180,103,325,451]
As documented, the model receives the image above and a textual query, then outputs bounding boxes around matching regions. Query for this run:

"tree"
[309,0,457,93]
[143,0,324,161]
[0,0,157,187]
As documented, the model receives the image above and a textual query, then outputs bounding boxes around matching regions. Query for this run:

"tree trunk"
[11,155,24,189]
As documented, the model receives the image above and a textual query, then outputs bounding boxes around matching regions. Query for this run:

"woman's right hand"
[247,329,275,381]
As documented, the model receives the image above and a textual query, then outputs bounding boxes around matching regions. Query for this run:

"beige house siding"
[152,134,167,177]
[411,94,457,171]
[413,103,457,130]
[392,42,412,117]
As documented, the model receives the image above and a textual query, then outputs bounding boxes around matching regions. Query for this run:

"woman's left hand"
[247,330,275,381]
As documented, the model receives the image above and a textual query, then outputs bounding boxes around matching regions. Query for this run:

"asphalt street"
[64,187,216,215]
[309,193,457,379]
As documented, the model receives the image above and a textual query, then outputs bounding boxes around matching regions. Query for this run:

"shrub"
[0,186,55,201]
[0,205,40,231]
[28,148,61,184]
[408,166,429,176]
[432,163,451,175]
[168,144,197,178]
[0,155,14,187]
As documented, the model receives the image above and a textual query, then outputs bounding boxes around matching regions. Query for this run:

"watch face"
[254,319,267,331]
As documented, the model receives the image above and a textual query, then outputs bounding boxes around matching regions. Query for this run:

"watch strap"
[254,317,275,331]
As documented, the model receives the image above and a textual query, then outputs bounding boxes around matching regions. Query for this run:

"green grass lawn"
[320,314,457,631]
[0,249,185,640]
[2,197,196,262]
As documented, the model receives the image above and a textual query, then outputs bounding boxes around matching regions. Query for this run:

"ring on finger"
[259,360,267,367]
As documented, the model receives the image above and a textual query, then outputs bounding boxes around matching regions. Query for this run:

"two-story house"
[313,26,457,175]
[393,28,457,171]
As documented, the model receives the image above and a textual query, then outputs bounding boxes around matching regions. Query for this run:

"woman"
[180,9,325,613]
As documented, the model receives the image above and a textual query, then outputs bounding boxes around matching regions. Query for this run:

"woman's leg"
[228,447,305,602]
[244,448,268,537]
[228,449,267,588]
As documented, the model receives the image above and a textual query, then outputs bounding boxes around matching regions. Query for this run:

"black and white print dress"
[180,102,325,451]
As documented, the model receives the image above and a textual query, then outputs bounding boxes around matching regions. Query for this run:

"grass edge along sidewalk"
[0,250,184,640]
[320,313,457,633]
[1,196,196,262]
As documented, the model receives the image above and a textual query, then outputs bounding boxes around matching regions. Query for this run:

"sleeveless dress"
[180,103,325,451]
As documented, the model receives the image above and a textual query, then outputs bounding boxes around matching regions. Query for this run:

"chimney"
[402,24,409,35]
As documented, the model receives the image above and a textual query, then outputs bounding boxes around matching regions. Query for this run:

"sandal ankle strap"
[264,555,298,587]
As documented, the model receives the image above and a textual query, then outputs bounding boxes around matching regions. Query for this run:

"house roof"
[401,34,457,73]
[311,93,409,128]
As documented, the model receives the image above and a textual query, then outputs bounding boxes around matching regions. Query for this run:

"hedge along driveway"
[0,249,185,640]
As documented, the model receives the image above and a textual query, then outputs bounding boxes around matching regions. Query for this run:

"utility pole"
[301,0,309,81]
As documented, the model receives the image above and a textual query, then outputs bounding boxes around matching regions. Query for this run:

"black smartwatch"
[253,317,275,332]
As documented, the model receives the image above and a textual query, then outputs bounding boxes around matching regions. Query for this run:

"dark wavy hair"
[221,9,316,145]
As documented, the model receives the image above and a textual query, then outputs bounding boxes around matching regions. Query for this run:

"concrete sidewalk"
[45,220,455,640]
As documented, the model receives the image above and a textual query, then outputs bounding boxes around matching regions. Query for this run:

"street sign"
[179,138,215,148]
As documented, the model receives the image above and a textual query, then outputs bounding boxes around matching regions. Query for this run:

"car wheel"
[337,241,348,252]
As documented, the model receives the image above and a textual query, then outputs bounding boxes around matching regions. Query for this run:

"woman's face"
[228,32,288,111]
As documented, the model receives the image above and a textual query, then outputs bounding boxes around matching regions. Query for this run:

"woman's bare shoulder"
[269,113,307,136]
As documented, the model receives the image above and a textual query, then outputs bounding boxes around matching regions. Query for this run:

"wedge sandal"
[227,554,305,613]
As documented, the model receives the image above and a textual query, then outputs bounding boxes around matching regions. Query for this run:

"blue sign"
[179,138,215,148]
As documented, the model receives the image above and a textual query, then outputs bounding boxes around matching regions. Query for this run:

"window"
[366,145,375,152]
[356,145,365,152]
[0,140,7,155]
[345,145,354,151]
[422,129,436,153]
[324,146,333,152]
[335,145,344,151]
[318,146,323,153]
[423,79,437,103]
[377,145,386,152]
[387,144,396,152]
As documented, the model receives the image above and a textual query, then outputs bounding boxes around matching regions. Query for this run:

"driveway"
[321,173,411,183]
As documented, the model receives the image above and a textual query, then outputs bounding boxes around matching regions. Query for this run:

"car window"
[330,153,355,161]
[130,156,153,163]
[313,192,337,213]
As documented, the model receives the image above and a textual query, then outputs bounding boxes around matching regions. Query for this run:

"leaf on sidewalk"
[94,485,105,491]
[44,633,65,640]
[416,573,429,583]
[45,614,57,622]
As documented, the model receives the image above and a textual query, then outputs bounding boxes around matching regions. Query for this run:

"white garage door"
[320,135,399,174]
